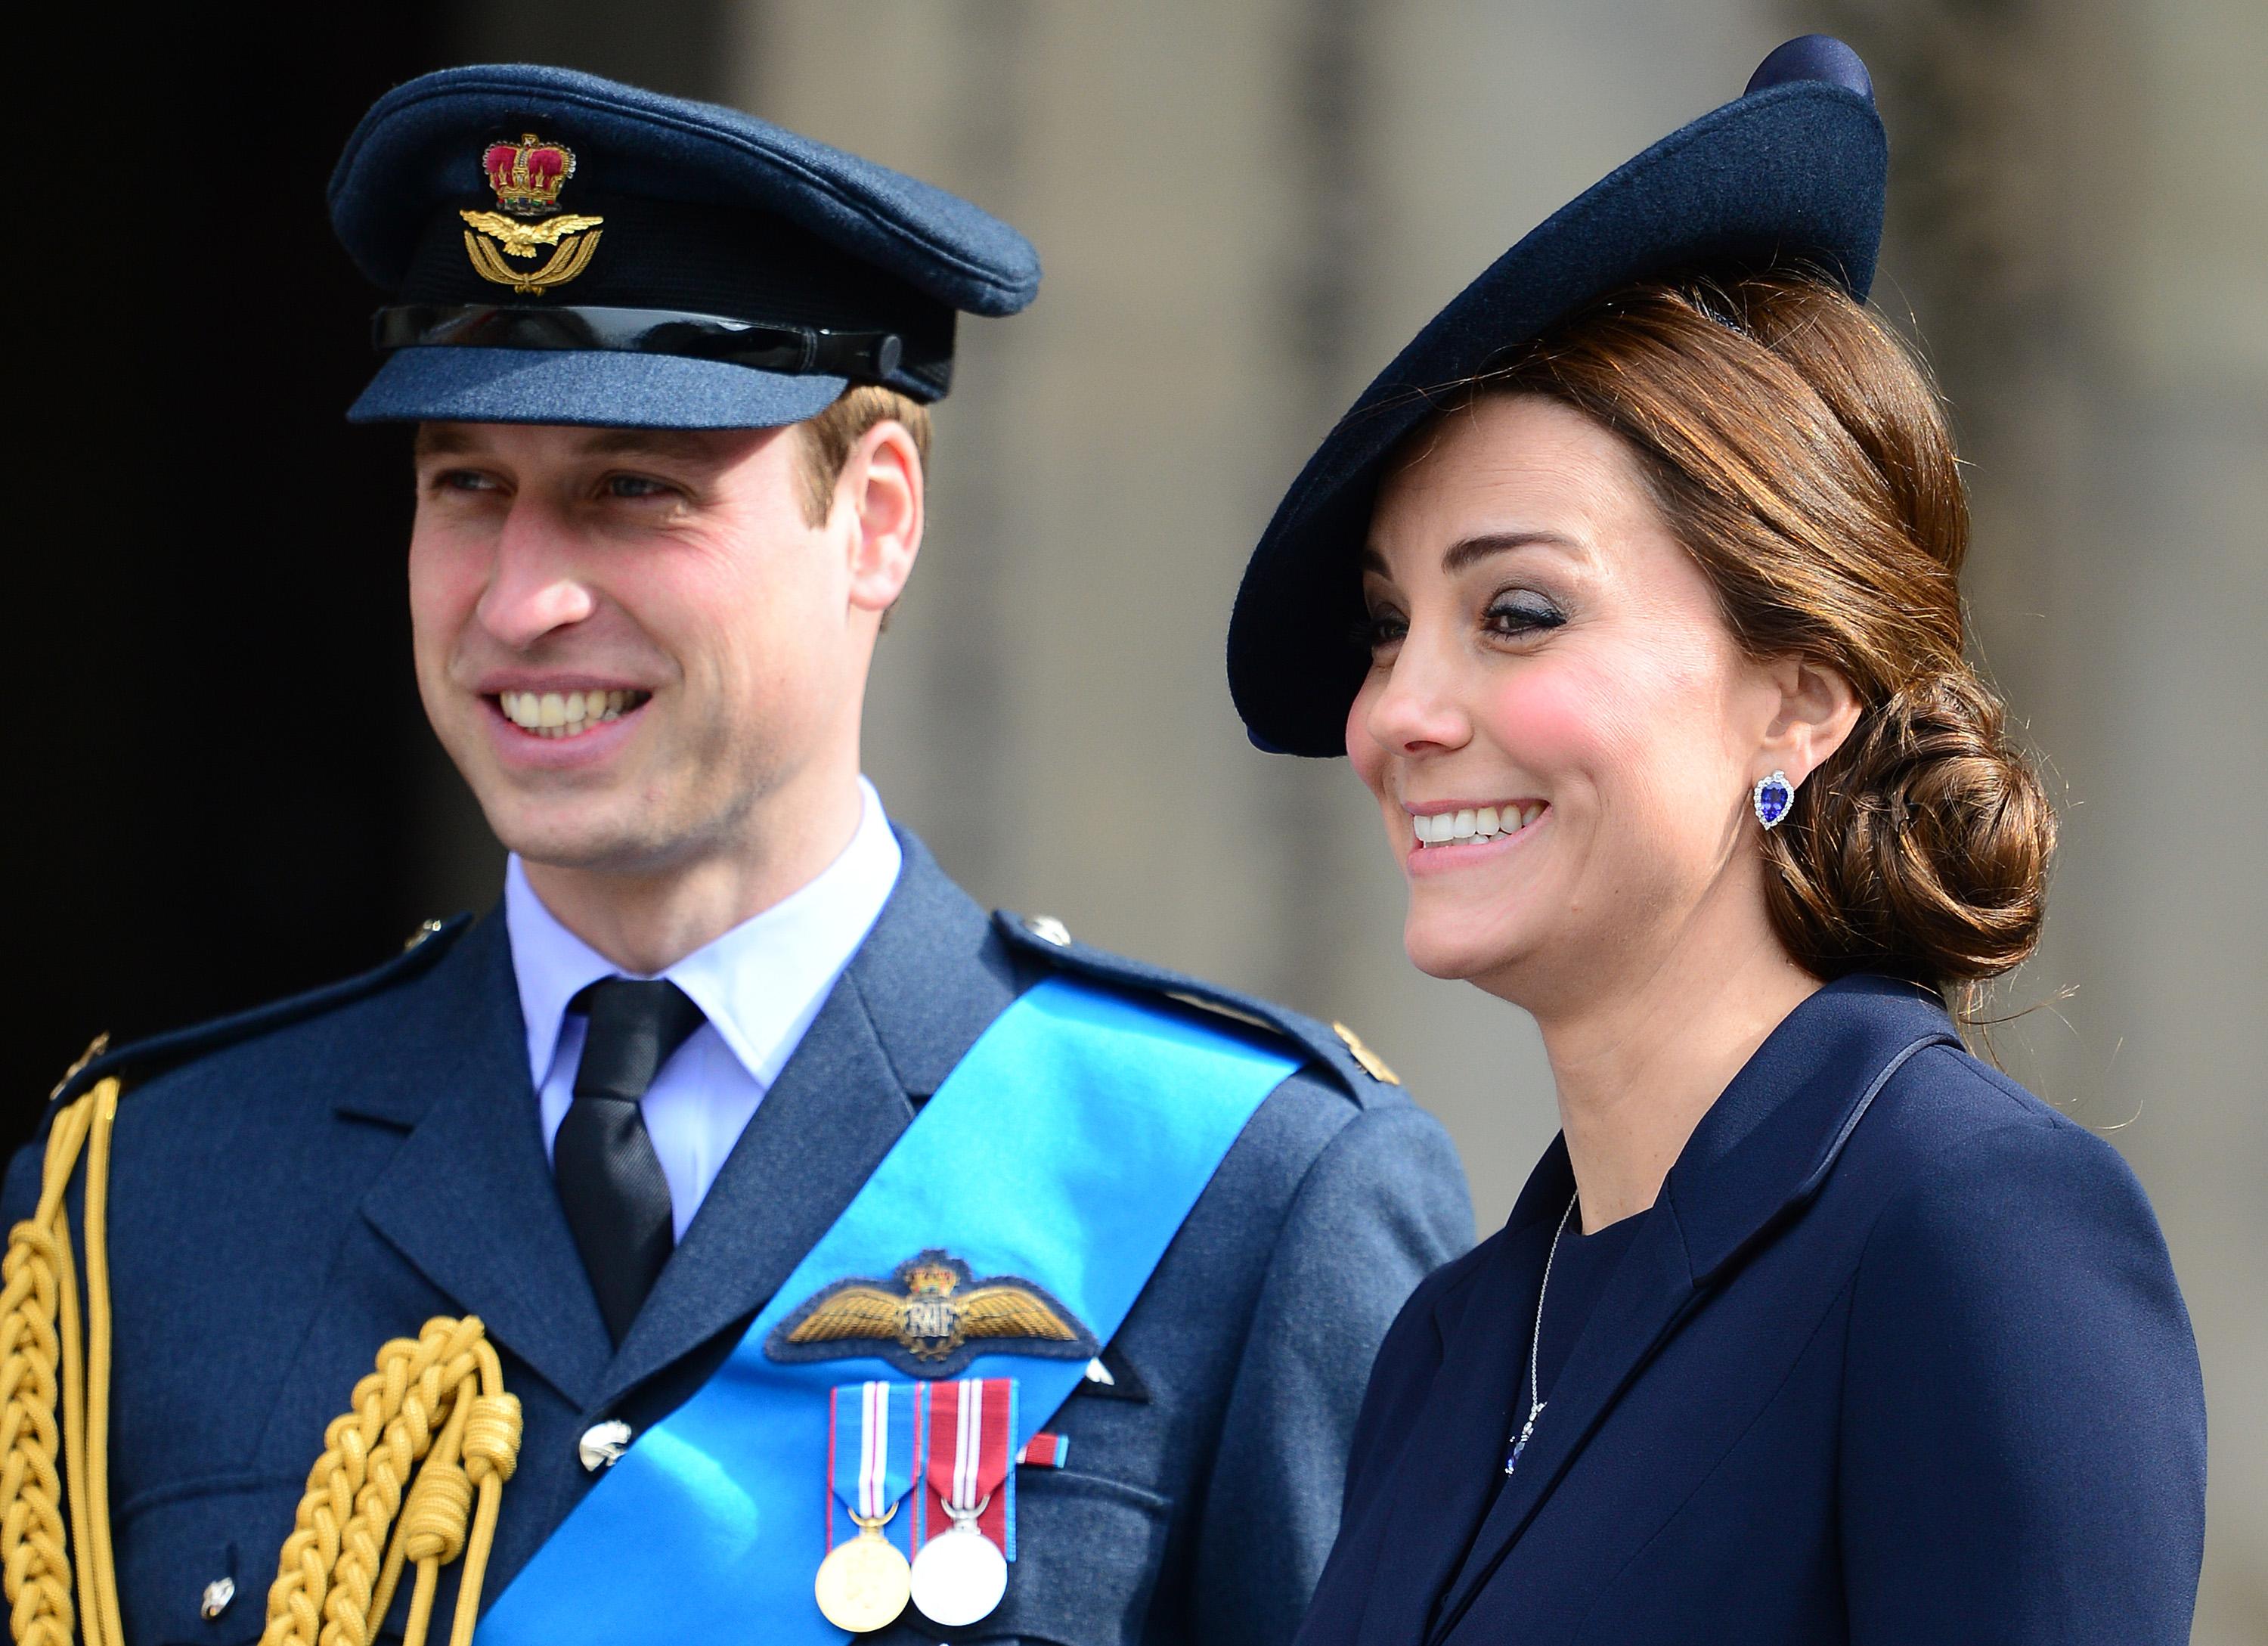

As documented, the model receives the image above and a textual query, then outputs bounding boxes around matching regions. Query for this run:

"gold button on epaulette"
[403,918,447,952]
[1332,1021,1401,1085]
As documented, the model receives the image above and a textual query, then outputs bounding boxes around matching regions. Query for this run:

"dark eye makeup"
[1349,582,1566,659]
[1483,591,1566,637]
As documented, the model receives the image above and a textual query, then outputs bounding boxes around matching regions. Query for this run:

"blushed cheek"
[1475,667,1606,774]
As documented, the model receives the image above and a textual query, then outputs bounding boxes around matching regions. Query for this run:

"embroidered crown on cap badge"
[458,132,604,293]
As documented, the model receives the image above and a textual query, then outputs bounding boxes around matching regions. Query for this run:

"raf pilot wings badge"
[767,1249,1101,1378]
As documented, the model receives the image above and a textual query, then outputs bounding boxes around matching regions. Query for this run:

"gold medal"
[813,1507,912,1632]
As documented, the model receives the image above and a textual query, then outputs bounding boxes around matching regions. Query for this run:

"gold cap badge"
[459,132,604,294]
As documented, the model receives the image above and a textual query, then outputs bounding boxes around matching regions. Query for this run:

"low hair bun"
[1483,274,2059,997]
[1768,672,2056,986]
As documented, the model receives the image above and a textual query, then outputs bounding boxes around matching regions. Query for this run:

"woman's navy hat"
[330,64,1042,429]
[1226,36,1886,757]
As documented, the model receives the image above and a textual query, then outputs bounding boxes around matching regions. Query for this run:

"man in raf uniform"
[2,66,1470,1646]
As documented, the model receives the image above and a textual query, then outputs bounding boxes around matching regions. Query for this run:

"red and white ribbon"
[916,1378,1015,1554]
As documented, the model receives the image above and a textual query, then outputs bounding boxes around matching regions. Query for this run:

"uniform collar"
[503,775,903,1093]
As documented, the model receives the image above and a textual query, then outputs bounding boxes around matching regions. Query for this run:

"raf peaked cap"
[1227,35,1887,757]
[331,64,1041,429]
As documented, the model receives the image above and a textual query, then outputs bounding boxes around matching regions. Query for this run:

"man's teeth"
[497,689,646,738]
[1412,804,1545,846]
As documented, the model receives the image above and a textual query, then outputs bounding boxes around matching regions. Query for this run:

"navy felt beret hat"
[330,64,1041,428]
[1226,36,1886,757]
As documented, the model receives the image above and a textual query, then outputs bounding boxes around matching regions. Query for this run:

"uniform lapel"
[1430,977,1959,1641]
[345,913,615,1410]
[594,830,1017,1410]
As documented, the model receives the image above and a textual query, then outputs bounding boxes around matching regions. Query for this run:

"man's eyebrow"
[575,428,731,462]
[1359,531,1582,578]
[411,424,479,458]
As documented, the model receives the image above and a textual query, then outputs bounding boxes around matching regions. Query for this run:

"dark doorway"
[14,9,463,1141]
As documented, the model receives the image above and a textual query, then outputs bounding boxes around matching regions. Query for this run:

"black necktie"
[556,978,705,1344]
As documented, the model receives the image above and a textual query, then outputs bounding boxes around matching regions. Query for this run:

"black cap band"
[375,303,909,385]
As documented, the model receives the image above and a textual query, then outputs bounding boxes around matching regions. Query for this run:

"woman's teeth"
[1412,803,1545,847]
[497,689,649,739]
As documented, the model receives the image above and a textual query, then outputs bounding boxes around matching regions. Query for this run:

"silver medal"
[909,1512,1008,1627]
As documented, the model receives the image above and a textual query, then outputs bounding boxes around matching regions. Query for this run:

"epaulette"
[43,913,476,1117]
[991,910,1405,1105]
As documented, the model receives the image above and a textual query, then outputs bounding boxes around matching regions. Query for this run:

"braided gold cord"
[262,1319,522,1646]
[1,1061,522,1646]
[1,1080,119,1646]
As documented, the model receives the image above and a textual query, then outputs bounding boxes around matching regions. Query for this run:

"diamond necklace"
[1505,1192,1579,1476]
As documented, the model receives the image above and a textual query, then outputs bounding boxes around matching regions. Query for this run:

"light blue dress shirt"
[503,777,904,1239]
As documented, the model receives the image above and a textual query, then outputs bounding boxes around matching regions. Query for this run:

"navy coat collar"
[1408,975,1957,1643]
[335,828,1016,1415]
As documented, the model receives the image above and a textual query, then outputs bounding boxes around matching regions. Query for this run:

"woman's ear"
[1759,656,1862,784]
[839,418,925,615]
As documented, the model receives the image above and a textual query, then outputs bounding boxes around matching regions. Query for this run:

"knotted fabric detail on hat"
[556,978,706,1343]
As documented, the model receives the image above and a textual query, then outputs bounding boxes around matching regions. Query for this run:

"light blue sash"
[479,975,1300,1643]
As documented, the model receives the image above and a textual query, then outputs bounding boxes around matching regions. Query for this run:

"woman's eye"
[1362,610,1409,653]
[1482,595,1566,637]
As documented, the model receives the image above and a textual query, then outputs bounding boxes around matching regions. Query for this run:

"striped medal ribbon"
[910,1378,1017,1626]
[815,1382,920,1632]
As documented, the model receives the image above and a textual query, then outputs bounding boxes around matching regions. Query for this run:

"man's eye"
[605,475,674,500]
[432,469,498,494]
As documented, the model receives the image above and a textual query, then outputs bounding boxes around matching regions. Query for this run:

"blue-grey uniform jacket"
[6,832,1471,1646]
[1297,975,2205,1646]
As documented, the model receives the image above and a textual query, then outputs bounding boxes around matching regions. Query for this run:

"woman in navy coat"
[1222,36,2206,1646]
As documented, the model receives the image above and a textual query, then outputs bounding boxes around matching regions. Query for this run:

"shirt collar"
[504,776,905,1091]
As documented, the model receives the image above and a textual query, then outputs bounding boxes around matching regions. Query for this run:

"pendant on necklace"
[1504,1401,1545,1477]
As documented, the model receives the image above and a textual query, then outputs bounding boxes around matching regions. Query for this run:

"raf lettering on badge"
[767,1249,1100,1378]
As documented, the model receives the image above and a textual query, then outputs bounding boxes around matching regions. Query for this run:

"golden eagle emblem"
[457,211,607,258]
[458,132,605,295]
[768,1250,1100,1378]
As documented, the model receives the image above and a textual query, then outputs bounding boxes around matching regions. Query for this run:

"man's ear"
[1758,656,1862,784]
[837,419,924,615]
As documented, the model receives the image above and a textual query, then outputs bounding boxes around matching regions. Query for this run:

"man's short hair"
[795,386,933,525]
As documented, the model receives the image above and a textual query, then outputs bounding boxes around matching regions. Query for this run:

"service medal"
[910,1514,1009,1627]
[910,1377,1017,1627]
[814,1510,913,1634]
[818,1381,921,1632]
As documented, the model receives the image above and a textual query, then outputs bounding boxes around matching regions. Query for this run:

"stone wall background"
[445,2,2266,1632]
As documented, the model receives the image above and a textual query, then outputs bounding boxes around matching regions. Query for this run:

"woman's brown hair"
[1470,273,2054,1001]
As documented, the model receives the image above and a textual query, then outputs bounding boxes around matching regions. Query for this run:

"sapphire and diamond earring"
[1752,770,1795,830]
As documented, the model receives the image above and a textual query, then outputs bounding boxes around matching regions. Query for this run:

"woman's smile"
[1403,800,1551,873]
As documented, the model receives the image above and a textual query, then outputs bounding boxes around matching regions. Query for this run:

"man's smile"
[492,687,654,740]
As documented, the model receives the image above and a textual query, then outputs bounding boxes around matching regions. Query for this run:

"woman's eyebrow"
[1440,531,1580,573]
[1359,530,1582,579]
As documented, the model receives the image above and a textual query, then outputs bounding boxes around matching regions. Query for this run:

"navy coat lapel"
[342,912,615,1410]
[1334,1158,1569,1646]
[1430,977,1958,1640]
[594,829,1018,1410]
